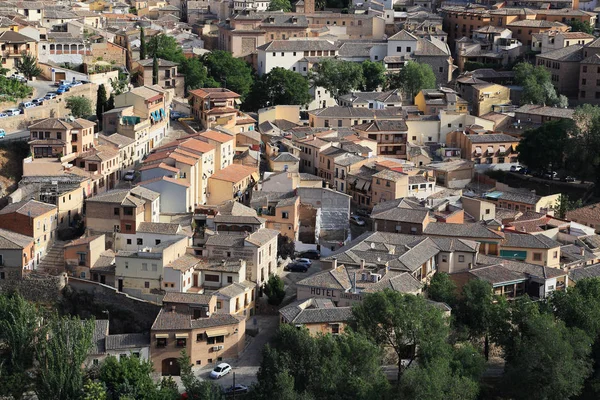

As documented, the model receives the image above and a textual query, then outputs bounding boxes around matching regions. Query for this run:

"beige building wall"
[502,246,561,268]
[371,175,408,205]
[151,318,246,373]
[461,196,495,222]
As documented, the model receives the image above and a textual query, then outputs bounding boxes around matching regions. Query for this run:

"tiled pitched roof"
[163,292,212,305]
[152,307,240,330]
[166,254,200,271]
[466,133,518,143]
[188,88,240,99]
[0,199,56,217]
[566,202,600,222]
[209,164,257,183]
[503,232,561,249]
[536,45,584,62]
[257,39,337,51]
[424,222,504,239]
[137,222,181,235]
[85,189,146,207]
[199,130,234,143]
[0,228,33,249]
[105,333,150,350]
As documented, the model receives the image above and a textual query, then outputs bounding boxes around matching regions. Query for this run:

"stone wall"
[0,272,67,304]
[67,277,161,332]
[1,83,98,133]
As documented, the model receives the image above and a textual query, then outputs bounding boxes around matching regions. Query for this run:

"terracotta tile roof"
[209,164,257,183]
[65,234,102,247]
[188,88,241,99]
[567,202,600,224]
[199,130,234,143]
[179,138,216,154]
[168,152,197,166]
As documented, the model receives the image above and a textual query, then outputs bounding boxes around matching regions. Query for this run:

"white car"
[5,108,20,116]
[44,93,57,100]
[510,165,522,172]
[210,363,231,379]
[350,215,366,226]
[0,113,7,118]
[295,258,312,267]
[70,81,83,87]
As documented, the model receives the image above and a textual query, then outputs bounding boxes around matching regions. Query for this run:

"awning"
[356,179,366,190]
[160,108,165,118]
[205,329,228,338]
[155,333,169,338]
[175,333,189,339]
[475,147,481,153]
[364,181,371,191]
[499,146,506,152]
[487,146,494,153]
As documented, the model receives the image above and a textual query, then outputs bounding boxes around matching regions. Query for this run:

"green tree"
[352,289,447,382]
[516,119,573,172]
[15,52,42,80]
[399,356,480,400]
[552,278,600,399]
[555,193,583,219]
[100,355,157,400]
[267,0,292,11]
[66,96,93,118]
[107,93,115,111]
[82,380,107,400]
[34,315,95,400]
[152,53,159,85]
[569,20,594,34]
[203,50,254,99]
[310,59,364,100]
[181,57,219,93]
[0,293,40,399]
[140,27,147,60]
[263,274,286,305]
[96,84,108,128]
[513,62,568,107]
[251,324,388,400]
[361,60,386,92]
[567,104,600,184]
[244,67,311,111]
[277,234,295,260]
[502,308,592,400]
[457,279,508,360]
[178,350,224,400]
[387,61,436,100]
[427,272,457,306]
[148,34,184,64]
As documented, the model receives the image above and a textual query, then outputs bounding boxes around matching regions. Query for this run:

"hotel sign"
[309,287,363,302]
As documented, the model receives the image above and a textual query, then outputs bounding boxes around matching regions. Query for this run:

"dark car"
[561,176,576,182]
[298,250,320,260]
[354,208,370,217]
[286,263,309,272]
[224,384,249,396]
[519,168,530,175]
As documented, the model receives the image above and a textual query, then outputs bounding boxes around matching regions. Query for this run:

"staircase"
[37,240,67,276]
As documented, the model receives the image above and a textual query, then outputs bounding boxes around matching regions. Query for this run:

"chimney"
[332,257,338,269]
[581,247,585,256]
[360,259,365,269]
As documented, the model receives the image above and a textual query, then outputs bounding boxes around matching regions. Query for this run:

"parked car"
[561,176,576,182]
[354,208,370,217]
[57,84,71,94]
[170,111,189,120]
[510,165,522,172]
[295,258,312,267]
[10,74,26,82]
[123,170,136,181]
[0,113,8,118]
[298,249,320,260]
[519,168,530,175]
[350,215,366,226]
[19,102,35,109]
[0,129,5,139]
[32,98,45,106]
[209,363,231,379]
[543,171,558,180]
[223,384,249,396]
[285,262,309,272]
[70,81,83,87]
[5,108,21,116]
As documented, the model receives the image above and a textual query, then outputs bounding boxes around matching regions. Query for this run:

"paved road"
[194,315,279,390]
[29,78,56,99]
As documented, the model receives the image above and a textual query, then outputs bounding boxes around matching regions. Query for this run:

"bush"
[263,275,286,306]
[277,234,295,260]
